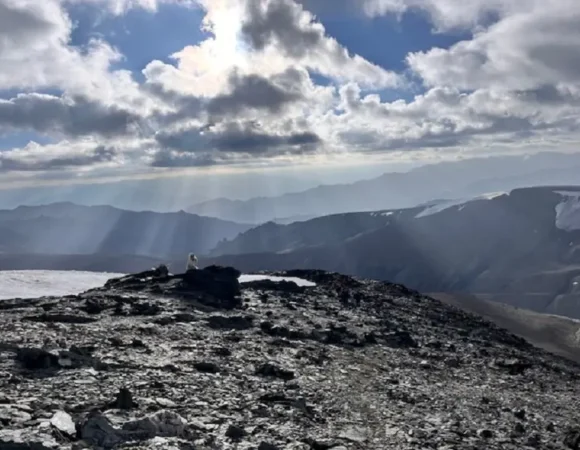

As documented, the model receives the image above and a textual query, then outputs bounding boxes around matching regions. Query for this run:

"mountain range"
[187,152,580,223]
[207,186,580,319]
[0,202,251,259]
[5,183,580,322]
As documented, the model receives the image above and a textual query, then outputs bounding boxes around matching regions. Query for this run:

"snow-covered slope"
[0,270,124,300]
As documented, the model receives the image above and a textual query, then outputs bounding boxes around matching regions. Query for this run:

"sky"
[1,0,580,200]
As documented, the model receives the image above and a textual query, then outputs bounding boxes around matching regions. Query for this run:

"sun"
[204,3,246,68]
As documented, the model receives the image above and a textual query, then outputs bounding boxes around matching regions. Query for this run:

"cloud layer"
[1,0,580,176]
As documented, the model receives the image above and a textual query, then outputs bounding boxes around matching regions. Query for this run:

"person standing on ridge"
[186,253,198,272]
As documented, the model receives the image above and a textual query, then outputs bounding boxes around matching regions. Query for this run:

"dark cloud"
[295,0,364,16]
[150,151,228,168]
[0,94,140,137]
[152,120,322,167]
[0,145,118,172]
[156,121,321,154]
[241,0,322,58]
[149,67,308,128]
[207,69,305,116]
[514,85,580,106]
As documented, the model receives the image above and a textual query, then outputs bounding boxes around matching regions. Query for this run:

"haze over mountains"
[187,152,580,223]
[2,152,580,222]
[0,203,251,259]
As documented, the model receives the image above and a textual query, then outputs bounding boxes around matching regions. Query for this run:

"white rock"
[51,410,76,436]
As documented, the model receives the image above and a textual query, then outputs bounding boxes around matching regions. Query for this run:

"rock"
[193,362,220,374]
[155,398,177,408]
[0,441,55,450]
[50,410,76,437]
[477,429,494,439]
[121,410,189,440]
[111,387,137,410]
[131,338,147,348]
[527,432,542,447]
[22,314,97,324]
[206,315,253,330]
[213,346,232,357]
[303,437,337,449]
[565,428,580,449]
[130,302,162,316]
[79,411,124,448]
[495,358,532,375]
[255,362,295,380]
[243,279,306,293]
[419,360,431,369]
[0,407,32,424]
[258,442,281,450]
[182,266,241,306]
[15,348,59,370]
[109,337,124,347]
[383,330,418,348]
[338,425,369,443]
[225,424,246,440]
[514,408,526,420]
[82,297,109,314]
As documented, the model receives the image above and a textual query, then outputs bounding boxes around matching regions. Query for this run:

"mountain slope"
[0,267,579,449]
[432,292,580,364]
[207,187,580,318]
[0,203,251,258]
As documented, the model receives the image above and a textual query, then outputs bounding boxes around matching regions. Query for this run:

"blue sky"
[65,1,468,93]
[68,2,210,78]
[0,0,579,204]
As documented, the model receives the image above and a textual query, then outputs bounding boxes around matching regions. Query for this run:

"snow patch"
[479,191,506,200]
[415,199,468,218]
[369,211,394,217]
[555,190,580,231]
[239,274,316,287]
[415,192,507,218]
[0,270,124,300]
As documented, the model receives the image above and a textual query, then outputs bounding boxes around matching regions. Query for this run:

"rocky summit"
[0,266,580,450]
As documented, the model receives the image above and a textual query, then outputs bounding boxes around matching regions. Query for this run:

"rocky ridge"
[0,266,579,449]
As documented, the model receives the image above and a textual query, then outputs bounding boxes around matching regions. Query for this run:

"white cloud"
[0,93,142,138]
[1,0,580,179]
[0,0,116,94]
[408,2,580,91]
[62,0,198,15]
[0,140,122,172]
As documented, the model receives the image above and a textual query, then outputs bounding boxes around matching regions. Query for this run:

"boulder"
[181,266,241,307]
[15,348,59,370]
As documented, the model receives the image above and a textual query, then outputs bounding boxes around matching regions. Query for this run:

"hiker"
[186,253,198,271]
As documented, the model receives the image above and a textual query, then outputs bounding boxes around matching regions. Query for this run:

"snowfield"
[0,270,316,300]
[0,270,124,300]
